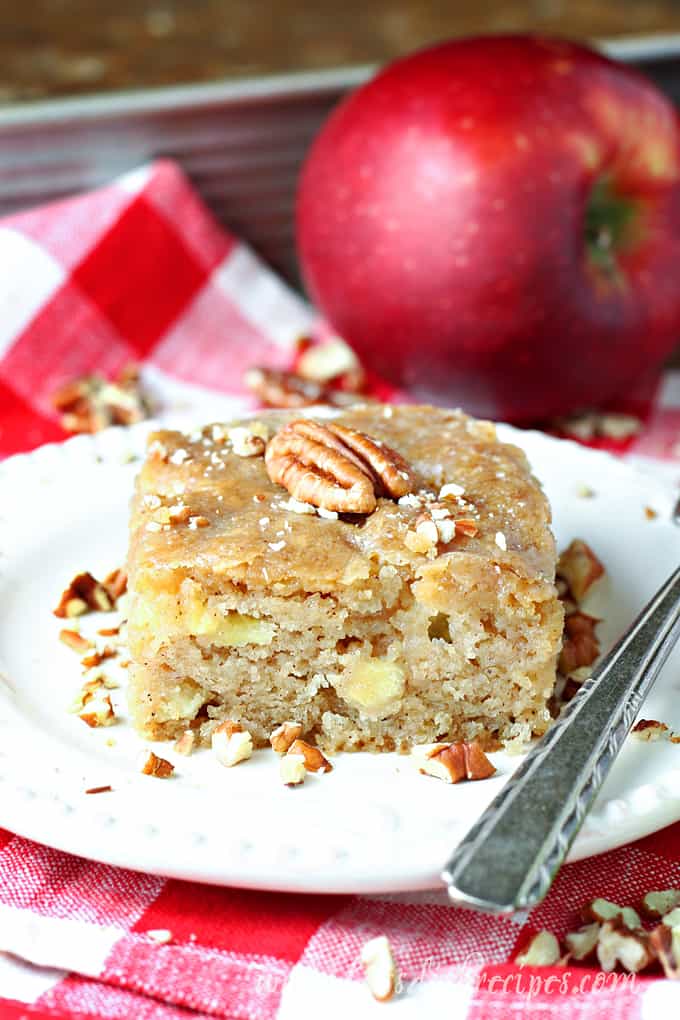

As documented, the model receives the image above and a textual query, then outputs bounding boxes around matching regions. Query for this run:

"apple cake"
[126,404,563,752]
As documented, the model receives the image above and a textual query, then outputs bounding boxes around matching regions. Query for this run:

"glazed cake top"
[128,404,557,593]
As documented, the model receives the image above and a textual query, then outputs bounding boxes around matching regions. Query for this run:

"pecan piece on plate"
[286,738,333,773]
[270,721,303,754]
[556,539,605,603]
[412,740,496,784]
[102,567,128,603]
[558,611,600,674]
[54,572,114,618]
[265,419,416,514]
[140,751,174,778]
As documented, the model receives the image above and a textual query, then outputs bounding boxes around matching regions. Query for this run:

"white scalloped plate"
[0,421,679,894]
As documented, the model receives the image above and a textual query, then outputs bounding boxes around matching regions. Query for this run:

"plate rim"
[0,417,678,894]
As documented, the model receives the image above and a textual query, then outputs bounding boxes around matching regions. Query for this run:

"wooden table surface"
[3,0,680,104]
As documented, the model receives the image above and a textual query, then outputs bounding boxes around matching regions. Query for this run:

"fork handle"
[442,565,680,914]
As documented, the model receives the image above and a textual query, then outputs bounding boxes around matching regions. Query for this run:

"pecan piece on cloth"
[244,367,357,409]
[52,364,152,433]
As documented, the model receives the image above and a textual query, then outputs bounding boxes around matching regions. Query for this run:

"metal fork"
[442,553,680,915]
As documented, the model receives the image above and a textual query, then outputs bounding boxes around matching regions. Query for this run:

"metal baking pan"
[1,34,679,287]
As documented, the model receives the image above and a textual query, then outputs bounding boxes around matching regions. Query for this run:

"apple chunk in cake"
[126,405,563,752]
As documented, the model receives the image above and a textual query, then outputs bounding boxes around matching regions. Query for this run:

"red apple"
[297,36,680,421]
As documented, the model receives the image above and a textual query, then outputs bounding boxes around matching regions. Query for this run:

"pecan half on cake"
[126,405,563,752]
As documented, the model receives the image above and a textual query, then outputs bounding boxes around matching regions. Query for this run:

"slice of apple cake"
[126,404,563,752]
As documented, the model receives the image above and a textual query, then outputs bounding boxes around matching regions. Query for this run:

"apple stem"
[585,176,637,274]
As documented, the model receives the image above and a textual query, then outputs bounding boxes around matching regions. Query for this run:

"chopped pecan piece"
[583,899,641,930]
[270,721,303,754]
[641,890,680,919]
[244,367,357,409]
[80,646,117,669]
[297,338,361,384]
[79,693,116,728]
[98,625,121,637]
[649,923,680,979]
[557,539,605,603]
[559,675,585,704]
[168,505,193,524]
[102,568,127,603]
[59,629,94,654]
[141,751,174,778]
[227,425,267,457]
[54,572,113,618]
[464,741,498,779]
[173,730,195,756]
[265,419,415,514]
[413,740,496,784]
[212,721,253,767]
[280,754,306,786]
[596,920,652,974]
[515,931,561,967]
[564,923,600,961]
[558,611,600,674]
[455,519,479,538]
[406,506,474,551]
[287,739,333,773]
[553,411,641,442]
[52,364,152,434]
[69,673,116,714]
[631,719,670,742]
[361,935,400,1002]
[188,515,210,529]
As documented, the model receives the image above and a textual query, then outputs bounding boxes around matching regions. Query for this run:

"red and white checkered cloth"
[0,161,679,1019]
